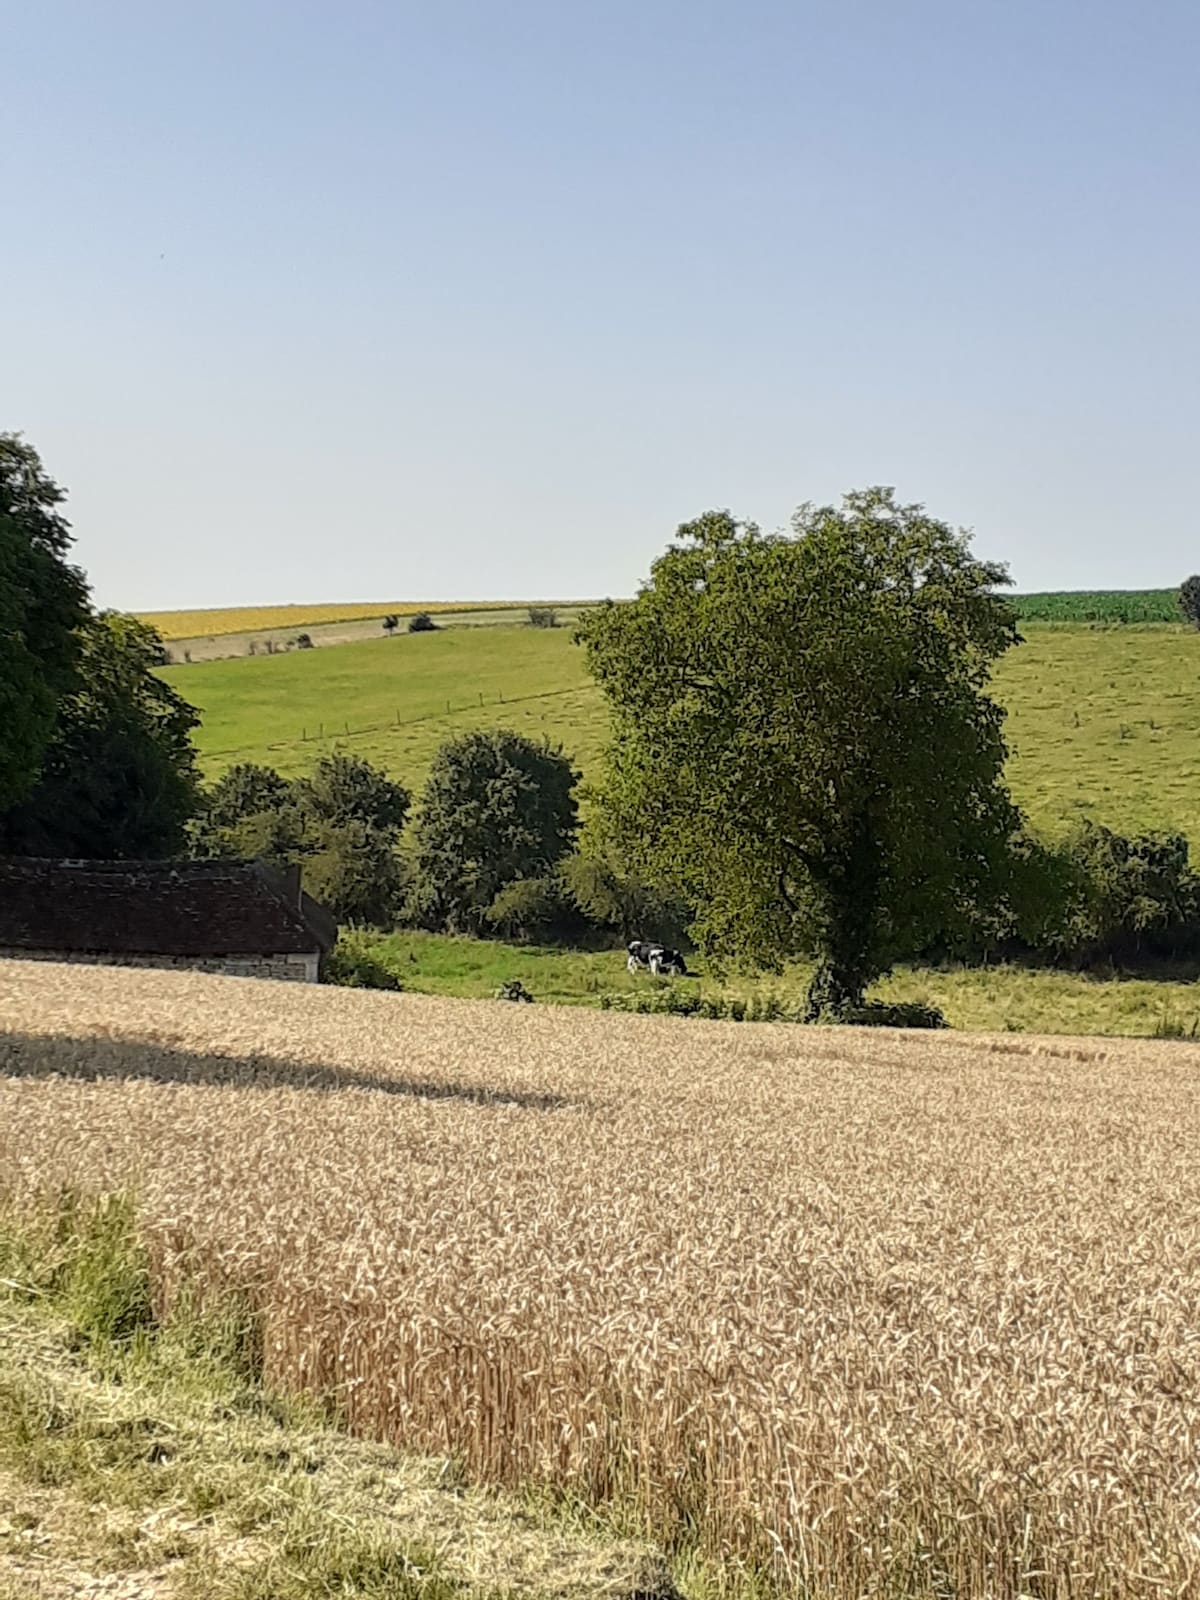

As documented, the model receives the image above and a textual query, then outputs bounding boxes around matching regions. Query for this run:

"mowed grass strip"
[139,601,516,641]
[165,622,1200,842]
[4,960,1200,1596]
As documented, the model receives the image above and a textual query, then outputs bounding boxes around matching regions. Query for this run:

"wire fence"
[204,684,593,763]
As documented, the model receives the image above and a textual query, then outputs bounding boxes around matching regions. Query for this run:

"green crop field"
[164,621,1200,844]
[1011,588,1182,623]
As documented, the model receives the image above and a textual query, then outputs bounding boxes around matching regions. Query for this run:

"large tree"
[578,487,1021,1016]
[411,730,579,934]
[0,613,201,858]
[0,434,90,808]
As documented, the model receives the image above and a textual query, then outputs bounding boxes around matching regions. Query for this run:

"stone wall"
[0,949,321,983]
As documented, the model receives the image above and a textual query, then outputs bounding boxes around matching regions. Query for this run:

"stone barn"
[0,858,337,982]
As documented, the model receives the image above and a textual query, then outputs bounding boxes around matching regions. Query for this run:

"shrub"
[1179,576,1200,628]
[527,606,559,629]
[484,875,576,942]
[408,612,438,634]
[323,938,402,990]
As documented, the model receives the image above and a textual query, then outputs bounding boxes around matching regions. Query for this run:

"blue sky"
[5,1,1198,608]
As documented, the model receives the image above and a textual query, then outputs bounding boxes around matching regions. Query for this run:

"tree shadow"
[0,1030,582,1113]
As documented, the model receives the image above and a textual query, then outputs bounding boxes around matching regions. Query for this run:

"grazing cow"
[626,941,689,977]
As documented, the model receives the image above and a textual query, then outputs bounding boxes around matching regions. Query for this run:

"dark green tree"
[0,435,90,809]
[578,487,1021,1016]
[292,752,410,833]
[199,763,292,836]
[0,613,201,858]
[1179,576,1200,628]
[411,730,579,933]
[191,753,410,927]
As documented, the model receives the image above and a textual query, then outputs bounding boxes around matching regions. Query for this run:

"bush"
[323,938,402,990]
[408,612,438,634]
[597,990,946,1027]
[824,1001,947,1029]
[484,875,578,941]
[1180,576,1200,628]
[558,849,690,947]
[527,606,559,629]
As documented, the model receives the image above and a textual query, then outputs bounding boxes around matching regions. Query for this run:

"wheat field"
[3,961,1199,1597]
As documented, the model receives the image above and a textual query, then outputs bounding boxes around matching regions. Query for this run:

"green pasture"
[354,929,1200,1038]
[164,621,1200,843]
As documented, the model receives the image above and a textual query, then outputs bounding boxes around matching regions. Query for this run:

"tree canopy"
[192,754,411,927]
[0,434,90,809]
[578,486,1022,1015]
[1179,576,1200,628]
[0,613,201,858]
[411,729,579,934]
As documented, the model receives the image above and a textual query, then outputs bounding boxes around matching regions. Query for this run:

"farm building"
[0,858,336,982]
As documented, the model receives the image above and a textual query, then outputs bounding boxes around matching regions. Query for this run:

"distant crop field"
[162,621,1200,844]
[1011,588,1182,623]
[4,961,1200,1596]
[137,601,515,641]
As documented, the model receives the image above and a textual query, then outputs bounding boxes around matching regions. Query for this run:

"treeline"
[191,734,688,964]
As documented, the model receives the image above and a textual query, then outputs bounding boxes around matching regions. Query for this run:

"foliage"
[580,488,1020,1016]
[557,844,689,946]
[0,434,90,810]
[1056,822,1200,965]
[292,752,411,834]
[408,611,438,633]
[410,730,579,934]
[1012,588,1182,623]
[1179,576,1200,628]
[201,762,293,831]
[193,753,410,926]
[526,606,559,629]
[323,935,403,990]
[0,612,202,858]
[483,875,571,941]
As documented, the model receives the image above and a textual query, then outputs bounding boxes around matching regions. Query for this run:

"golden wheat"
[135,603,507,641]
[2,959,1199,1597]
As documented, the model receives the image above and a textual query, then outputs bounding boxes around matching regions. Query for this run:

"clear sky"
[5,1,1198,609]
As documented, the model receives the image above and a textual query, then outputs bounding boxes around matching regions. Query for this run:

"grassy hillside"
[164,622,1200,842]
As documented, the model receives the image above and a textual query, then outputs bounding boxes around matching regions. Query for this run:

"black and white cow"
[626,940,689,978]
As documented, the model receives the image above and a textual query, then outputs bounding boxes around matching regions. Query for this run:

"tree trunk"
[804,820,882,1021]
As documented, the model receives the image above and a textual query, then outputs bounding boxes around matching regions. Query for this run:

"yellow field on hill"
[4,959,1200,1598]
[137,601,509,640]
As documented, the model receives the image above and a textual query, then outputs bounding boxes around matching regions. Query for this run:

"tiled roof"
[0,858,336,958]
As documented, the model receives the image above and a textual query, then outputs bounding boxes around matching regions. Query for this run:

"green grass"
[166,620,1200,843]
[0,1192,678,1600]
[1010,588,1182,623]
[349,929,1200,1038]
[166,624,607,794]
